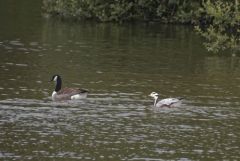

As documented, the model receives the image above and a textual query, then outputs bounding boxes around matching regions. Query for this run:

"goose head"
[50,74,62,92]
[149,92,159,100]
[50,75,61,82]
[149,92,159,106]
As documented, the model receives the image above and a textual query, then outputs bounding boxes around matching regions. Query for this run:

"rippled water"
[0,97,240,160]
[0,0,240,160]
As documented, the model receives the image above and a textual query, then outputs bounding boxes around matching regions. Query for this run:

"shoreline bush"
[42,0,202,23]
[195,0,240,54]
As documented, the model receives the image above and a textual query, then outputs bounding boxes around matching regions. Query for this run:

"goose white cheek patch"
[53,76,58,81]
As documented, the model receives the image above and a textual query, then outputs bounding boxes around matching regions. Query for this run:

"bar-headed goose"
[149,92,183,108]
[50,74,88,101]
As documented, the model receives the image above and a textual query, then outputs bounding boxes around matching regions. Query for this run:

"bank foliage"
[42,0,202,23]
[43,0,240,53]
[195,0,240,53]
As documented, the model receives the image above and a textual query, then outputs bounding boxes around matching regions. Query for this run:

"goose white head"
[149,92,159,106]
[149,92,159,99]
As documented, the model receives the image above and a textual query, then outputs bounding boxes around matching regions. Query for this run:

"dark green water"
[0,0,240,160]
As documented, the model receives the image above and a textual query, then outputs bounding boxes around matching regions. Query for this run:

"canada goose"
[149,92,183,108]
[50,74,88,101]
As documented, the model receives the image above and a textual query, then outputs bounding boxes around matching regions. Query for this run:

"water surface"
[0,0,240,160]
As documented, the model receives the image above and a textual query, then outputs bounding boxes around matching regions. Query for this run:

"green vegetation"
[42,0,202,23]
[195,0,240,53]
[42,0,240,54]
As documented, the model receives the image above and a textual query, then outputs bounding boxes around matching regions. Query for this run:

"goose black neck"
[55,78,62,92]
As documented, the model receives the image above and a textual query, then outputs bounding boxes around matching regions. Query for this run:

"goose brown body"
[51,75,88,101]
